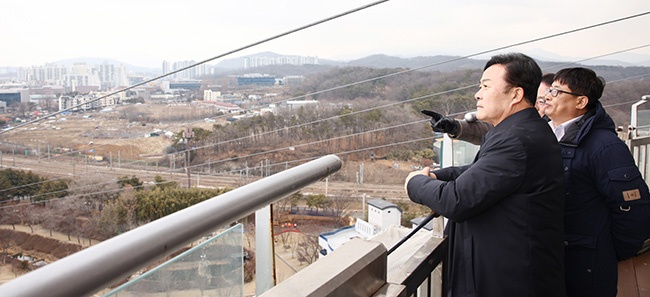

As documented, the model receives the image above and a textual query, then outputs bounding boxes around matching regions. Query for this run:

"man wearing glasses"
[544,67,650,297]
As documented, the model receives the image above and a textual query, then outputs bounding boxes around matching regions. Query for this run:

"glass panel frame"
[103,223,245,297]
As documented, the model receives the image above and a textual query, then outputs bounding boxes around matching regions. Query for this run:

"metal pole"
[442,134,454,168]
[630,98,647,139]
[256,205,275,295]
[183,128,194,188]
[0,155,342,297]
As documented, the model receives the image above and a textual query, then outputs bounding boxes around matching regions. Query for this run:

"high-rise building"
[164,60,207,80]
[162,60,170,75]
[243,55,318,69]
[65,63,101,92]
[98,62,129,89]
[21,63,67,86]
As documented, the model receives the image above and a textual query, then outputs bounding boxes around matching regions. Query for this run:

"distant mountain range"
[3,50,650,77]
[211,50,650,70]
[213,51,485,70]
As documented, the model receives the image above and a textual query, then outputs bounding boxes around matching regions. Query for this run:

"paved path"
[0,224,94,247]
[0,224,95,287]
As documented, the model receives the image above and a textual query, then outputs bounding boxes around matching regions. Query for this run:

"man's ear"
[512,87,525,104]
[576,96,589,110]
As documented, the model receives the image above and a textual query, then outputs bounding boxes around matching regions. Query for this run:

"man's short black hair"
[542,73,555,86]
[484,53,542,105]
[553,67,605,110]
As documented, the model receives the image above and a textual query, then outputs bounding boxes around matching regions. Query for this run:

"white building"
[166,60,207,80]
[210,101,241,113]
[19,63,68,86]
[66,63,101,92]
[367,199,402,232]
[58,92,119,111]
[203,89,222,101]
[243,55,318,69]
[318,199,404,257]
[97,62,129,90]
[285,100,318,109]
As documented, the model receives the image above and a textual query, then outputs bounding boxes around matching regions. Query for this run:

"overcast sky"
[3,0,650,68]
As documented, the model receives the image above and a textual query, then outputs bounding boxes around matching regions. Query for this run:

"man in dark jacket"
[404,53,566,297]
[544,67,650,297]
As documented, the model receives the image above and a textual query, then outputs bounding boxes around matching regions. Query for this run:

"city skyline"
[2,0,650,68]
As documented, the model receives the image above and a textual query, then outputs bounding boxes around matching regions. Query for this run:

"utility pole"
[183,127,194,188]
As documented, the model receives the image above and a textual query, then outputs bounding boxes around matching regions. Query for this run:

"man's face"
[544,82,585,124]
[535,82,549,117]
[474,64,514,126]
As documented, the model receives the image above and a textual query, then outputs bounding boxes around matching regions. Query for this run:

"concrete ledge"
[371,283,407,297]
[261,238,387,297]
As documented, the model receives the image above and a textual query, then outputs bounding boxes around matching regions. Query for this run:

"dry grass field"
[1,103,221,160]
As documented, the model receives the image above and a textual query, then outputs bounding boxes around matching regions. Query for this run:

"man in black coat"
[405,53,566,297]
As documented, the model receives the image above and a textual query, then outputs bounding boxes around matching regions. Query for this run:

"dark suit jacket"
[407,108,566,297]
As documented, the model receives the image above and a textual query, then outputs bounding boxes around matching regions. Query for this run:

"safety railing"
[0,154,342,297]
[102,224,245,297]
[629,135,650,183]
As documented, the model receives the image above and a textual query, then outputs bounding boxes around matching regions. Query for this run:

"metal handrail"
[0,154,342,297]
[387,213,437,255]
[395,236,447,297]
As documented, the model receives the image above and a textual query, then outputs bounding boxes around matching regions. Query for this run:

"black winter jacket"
[407,108,566,297]
[558,101,650,297]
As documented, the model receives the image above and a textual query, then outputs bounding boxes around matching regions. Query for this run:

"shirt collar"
[549,115,584,141]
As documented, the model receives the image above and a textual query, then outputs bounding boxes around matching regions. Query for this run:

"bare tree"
[21,205,45,233]
[67,174,121,212]
[0,231,15,264]
[329,195,353,223]
[292,224,329,265]
[294,234,320,265]
[0,207,19,229]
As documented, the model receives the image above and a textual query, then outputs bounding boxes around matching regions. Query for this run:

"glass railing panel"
[103,223,244,297]
[452,139,479,167]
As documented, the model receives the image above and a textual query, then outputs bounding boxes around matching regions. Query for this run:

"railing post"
[630,98,647,139]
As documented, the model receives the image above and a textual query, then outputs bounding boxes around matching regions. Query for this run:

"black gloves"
[421,110,459,135]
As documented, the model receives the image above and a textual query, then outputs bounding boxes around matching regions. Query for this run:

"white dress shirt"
[548,115,584,141]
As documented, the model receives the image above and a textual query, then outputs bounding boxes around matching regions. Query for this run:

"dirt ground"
[1,103,219,160]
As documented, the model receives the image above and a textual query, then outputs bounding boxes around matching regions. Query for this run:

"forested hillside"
[188,63,649,177]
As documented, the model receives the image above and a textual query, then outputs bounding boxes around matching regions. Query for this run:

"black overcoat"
[407,108,566,297]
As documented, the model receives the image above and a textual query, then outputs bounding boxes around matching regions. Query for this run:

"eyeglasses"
[546,88,584,98]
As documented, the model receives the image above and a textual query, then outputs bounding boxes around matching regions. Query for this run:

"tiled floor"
[618,250,650,297]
